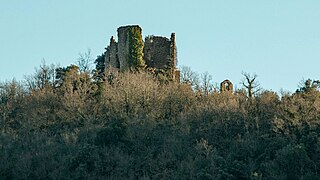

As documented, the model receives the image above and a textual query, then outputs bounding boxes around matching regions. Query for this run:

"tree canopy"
[0,59,320,179]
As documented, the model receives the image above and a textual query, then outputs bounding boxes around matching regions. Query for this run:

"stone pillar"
[105,36,119,70]
[170,33,178,80]
[170,33,177,68]
[108,36,119,68]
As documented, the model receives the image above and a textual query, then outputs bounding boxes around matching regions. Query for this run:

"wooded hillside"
[0,60,320,179]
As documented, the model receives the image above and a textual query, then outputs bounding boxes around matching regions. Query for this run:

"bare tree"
[241,71,261,98]
[201,71,214,95]
[180,66,200,90]
[297,78,320,93]
[77,49,93,73]
[24,60,56,90]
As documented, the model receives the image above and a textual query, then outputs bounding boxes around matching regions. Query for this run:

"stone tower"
[104,25,179,80]
[117,25,143,71]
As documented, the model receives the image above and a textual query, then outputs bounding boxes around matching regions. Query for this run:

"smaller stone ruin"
[220,79,233,93]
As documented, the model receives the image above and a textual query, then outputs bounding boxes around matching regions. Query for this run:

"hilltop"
[0,26,320,179]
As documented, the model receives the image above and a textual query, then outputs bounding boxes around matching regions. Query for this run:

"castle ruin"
[104,25,179,80]
[220,79,233,93]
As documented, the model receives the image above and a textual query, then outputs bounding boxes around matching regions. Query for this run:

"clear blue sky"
[1,0,320,92]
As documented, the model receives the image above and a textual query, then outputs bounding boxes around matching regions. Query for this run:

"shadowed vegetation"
[0,59,320,179]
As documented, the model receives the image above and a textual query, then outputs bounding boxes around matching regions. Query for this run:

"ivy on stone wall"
[128,27,145,71]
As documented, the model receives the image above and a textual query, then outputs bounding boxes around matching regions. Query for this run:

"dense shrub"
[0,66,320,179]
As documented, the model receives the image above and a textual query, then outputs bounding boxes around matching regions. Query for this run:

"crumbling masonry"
[220,79,233,93]
[104,25,179,80]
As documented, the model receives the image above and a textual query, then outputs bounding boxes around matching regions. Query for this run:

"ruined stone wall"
[220,80,233,93]
[104,25,179,80]
[169,33,178,80]
[117,25,143,71]
[170,33,177,68]
[105,36,119,69]
[144,36,171,69]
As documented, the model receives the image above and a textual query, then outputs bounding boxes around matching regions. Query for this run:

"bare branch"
[241,71,261,98]
[77,49,93,73]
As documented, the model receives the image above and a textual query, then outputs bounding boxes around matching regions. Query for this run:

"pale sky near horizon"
[1,0,320,92]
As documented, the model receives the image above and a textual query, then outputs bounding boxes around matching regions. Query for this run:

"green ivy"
[127,27,145,71]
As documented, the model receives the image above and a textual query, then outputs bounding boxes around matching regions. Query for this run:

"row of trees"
[0,53,320,179]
